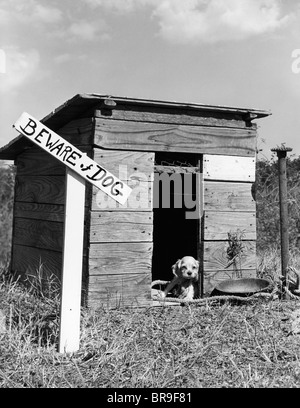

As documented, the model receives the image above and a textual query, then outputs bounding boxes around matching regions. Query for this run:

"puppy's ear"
[172,259,181,277]
[195,260,200,269]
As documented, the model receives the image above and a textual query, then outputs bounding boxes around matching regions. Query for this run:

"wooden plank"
[204,181,255,212]
[59,168,86,353]
[11,244,88,294]
[93,149,154,181]
[92,180,153,211]
[11,244,63,279]
[203,269,257,295]
[16,146,92,176]
[89,242,153,275]
[14,202,65,222]
[203,155,256,182]
[14,175,92,207]
[87,273,151,309]
[94,119,256,156]
[13,216,89,253]
[203,211,256,240]
[94,105,254,129]
[13,218,64,252]
[90,211,153,243]
[15,175,66,205]
[203,240,256,271]
[57,118,94,146]
[16,148,66,176]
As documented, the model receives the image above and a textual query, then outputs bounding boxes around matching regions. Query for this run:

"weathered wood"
[88,273,151,308]
[204,181,255,212]
[11,244,63,279]
[15,175,66,205]
[203,240,256,271]
[203,269,257,295]
[203,211,256,240]
[57,118,94,146]
[203,155,256,182]
[90,211,153,243]
[89,242,153,275]
[92,180,153,211]
[16,146,92,176]
[94,105,256,129]
[16,148,66,176]
[94,119,256,156]
[14,202,65,222]
[93,150,155,181]
[11,244,88,296]
[13,218,64,252]
[13,217,89,253]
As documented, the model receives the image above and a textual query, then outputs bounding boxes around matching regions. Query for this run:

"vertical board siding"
[202,154,257,295]
[88,148,155,308]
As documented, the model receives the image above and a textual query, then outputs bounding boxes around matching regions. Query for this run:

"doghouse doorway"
[152,153,201,284]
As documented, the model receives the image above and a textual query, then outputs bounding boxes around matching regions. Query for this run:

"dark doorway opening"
[151,153,201,283]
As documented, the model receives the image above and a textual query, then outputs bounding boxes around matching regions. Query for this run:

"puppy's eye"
[181,266,187,271]
[193,266,197,269]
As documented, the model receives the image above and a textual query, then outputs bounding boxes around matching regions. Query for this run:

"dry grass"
[1,257,300,388]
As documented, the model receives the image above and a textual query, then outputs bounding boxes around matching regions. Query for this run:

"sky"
[1,0,300,161]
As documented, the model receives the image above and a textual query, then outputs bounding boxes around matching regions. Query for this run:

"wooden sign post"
[13,112,132,353]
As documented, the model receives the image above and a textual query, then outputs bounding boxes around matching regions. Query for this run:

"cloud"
[0,0,62,25]
[83,0,291,43]
[67,20,111,42]
[84,0,143,12]
[154,0,290,43]
[0,47,41,94]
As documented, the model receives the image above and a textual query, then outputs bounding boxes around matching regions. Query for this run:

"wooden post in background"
[59,168,86,353]
[271,145,293,298]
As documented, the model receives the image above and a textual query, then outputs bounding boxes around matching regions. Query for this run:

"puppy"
[162,256,200,300]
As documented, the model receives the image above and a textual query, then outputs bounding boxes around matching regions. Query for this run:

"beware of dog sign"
[13,112,132,205]
[13,112,132,353]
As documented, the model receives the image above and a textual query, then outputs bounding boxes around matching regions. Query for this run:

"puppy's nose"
[187,271,192,276]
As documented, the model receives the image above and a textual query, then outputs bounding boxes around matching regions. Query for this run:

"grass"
[1,253,300,389]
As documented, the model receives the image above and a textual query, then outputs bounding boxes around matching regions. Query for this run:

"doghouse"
[0,94,271,308]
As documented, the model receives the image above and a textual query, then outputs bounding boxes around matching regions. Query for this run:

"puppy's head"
[172,256,199,281]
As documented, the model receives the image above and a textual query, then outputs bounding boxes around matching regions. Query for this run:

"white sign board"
[13,112,132,205]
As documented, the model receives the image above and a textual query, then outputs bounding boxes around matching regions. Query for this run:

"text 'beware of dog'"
[13,112,132,205]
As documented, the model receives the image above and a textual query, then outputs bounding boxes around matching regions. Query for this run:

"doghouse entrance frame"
[152,152,203,296]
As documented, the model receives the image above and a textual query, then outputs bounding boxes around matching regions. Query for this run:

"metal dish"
[212,278,272,297]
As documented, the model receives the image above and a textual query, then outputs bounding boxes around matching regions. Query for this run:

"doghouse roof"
[0,93,271,160]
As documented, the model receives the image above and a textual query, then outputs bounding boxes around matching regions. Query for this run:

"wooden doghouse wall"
[88,149,154,308]
[202,154,256,294]
[11,118,93,293]
[91,101,259,305]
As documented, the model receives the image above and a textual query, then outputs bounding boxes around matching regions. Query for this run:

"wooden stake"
[59,168,86,353]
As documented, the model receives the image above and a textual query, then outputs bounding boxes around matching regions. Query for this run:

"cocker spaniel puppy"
[162,256,200,300]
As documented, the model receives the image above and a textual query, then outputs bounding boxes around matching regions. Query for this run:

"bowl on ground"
[211,278,272,297]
